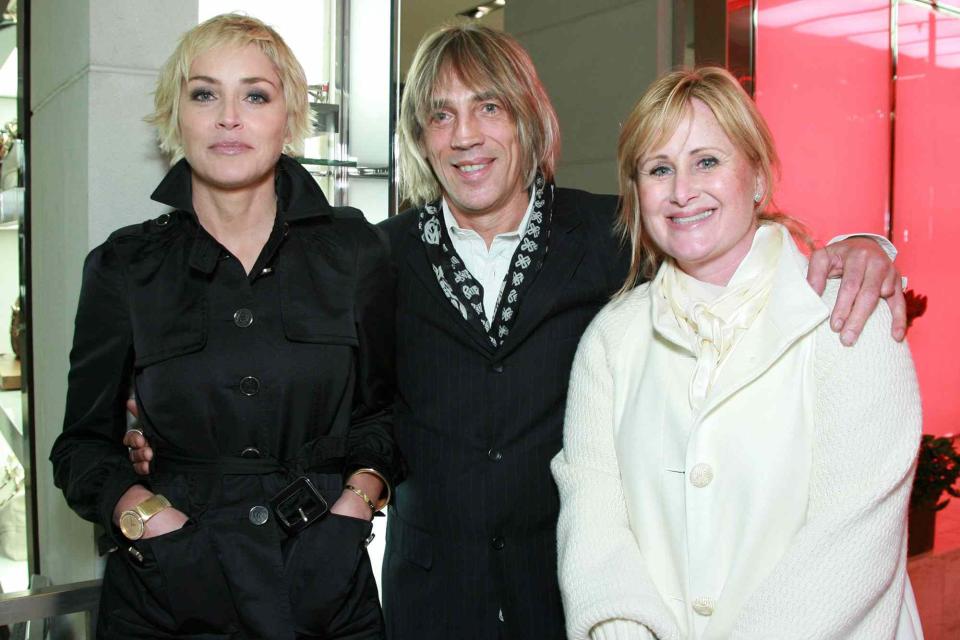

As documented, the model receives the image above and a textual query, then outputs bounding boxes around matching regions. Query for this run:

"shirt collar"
[440,188,536,241]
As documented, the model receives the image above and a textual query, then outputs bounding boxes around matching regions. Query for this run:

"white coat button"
[689,463,714,488]
[692,597,715,616]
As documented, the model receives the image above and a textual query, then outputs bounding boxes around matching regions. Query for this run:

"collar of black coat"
[150,153,333,220]
[150,154,332,274]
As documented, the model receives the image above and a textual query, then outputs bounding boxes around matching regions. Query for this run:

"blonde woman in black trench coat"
[50,14,398,639]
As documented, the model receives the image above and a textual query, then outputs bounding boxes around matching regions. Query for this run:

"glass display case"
[0,0,28,596]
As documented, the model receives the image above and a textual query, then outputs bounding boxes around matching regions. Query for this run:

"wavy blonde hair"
[146,13,311,163]
[617,66,810,292]
[398,23,561,206]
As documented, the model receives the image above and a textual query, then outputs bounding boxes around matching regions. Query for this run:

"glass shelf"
[296,157,358,168]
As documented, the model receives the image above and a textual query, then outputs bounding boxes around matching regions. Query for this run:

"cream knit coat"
[552,227,922,640]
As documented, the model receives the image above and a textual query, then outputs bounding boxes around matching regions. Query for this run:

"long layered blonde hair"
[398,24,561,206]
[617,66,809,292]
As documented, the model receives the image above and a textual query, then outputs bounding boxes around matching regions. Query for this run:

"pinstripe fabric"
[378,188,631,640]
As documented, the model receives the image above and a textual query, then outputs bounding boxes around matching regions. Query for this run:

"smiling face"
[422,71,529,224]
[637,98,763,285]
[178,44,289,196]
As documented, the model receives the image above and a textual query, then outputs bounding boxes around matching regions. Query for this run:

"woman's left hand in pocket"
[329,491,373,521]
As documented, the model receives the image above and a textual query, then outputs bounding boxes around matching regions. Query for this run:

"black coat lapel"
[497,196,586,358]
[402,225,497,355]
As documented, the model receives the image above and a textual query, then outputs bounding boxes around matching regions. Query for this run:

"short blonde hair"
[617,66,807,291]
[398,23,561,206]
[147,13,311,162]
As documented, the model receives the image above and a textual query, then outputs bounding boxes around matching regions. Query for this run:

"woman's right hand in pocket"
[142,506,189,539]
[113,485,188,538]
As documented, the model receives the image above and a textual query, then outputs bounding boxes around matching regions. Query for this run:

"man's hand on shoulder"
[807,237,906,346]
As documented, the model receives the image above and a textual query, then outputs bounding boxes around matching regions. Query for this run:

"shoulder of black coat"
[376,206,418,245]
[105,210,187,246]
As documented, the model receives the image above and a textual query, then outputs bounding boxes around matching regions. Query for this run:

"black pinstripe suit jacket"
[378,188,630,639]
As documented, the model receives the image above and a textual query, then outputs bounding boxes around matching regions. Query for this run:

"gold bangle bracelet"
[348,468,391,510]
[344,484,377,513]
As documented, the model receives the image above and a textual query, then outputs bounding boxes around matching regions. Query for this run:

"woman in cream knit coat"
[552,67,923,640]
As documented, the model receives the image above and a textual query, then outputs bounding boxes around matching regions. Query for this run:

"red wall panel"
[754,0,958,436]
[755,0,891,244]
[891,3,960,437]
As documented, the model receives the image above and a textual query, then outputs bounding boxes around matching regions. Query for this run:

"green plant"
[911,434,960,511]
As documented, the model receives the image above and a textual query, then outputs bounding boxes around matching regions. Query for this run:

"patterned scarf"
[656,224,782,409]
[418,173,554,348]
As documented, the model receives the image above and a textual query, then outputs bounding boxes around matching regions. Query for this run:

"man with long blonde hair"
[377,23,906,640]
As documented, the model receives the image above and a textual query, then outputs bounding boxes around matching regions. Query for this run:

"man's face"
[422,72,528,221]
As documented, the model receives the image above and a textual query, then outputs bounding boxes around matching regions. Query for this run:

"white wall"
[31,0,197,585]
[506,0,674,195]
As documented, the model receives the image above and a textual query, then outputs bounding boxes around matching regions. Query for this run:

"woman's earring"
[753,189,763,203]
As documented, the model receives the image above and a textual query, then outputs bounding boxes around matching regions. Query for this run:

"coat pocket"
[279,232,360,346]
[287,513,377,633]
[279,280,358,347]
[127,266,207,368]
[390,515,433,571]
[141,522,238,635]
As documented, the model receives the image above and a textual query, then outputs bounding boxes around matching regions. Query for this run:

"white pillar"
[31,0,196,584]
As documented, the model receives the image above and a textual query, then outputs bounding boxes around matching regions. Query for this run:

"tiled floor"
[909,499,960,640]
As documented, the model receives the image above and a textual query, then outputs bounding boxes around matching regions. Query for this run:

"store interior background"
[0,0,953,637]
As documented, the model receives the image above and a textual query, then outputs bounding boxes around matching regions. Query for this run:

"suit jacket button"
[490,363,504,373]
[490,536,505,550]
[487,448,503,462]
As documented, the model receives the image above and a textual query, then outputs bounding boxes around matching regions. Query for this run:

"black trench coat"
[50,155,399,640]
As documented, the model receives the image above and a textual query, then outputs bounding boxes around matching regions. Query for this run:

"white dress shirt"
[441,191,536,324]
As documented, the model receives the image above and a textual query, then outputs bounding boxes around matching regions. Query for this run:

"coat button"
[490,363,504,373]
[239,376,260,396]
[692,597,715,617]
[233,308,254,328]
[154,213,170,226]
[490,536,505,550]
[240,447,261,459]
[487,448,503,462]
[249,505,270,526]
[689,463,714,488]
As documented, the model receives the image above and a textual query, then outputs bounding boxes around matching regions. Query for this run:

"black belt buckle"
[269,476,329,534]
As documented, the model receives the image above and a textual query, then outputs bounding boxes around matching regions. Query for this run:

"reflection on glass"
[892,2,960,437]
[198,1,394,221]
[754,0,891,244]
[0,6,27,595]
